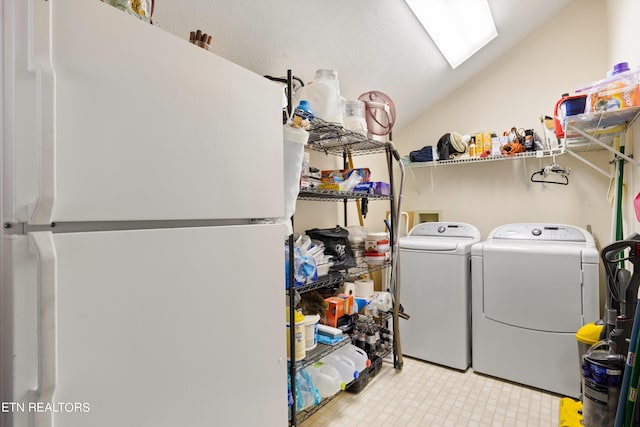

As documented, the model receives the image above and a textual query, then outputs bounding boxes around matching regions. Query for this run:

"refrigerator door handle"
[29,232,57,427]
[29,0,56,225]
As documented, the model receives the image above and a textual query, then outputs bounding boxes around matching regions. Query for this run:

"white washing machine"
[471,223,600,398]
[399,222,481,370]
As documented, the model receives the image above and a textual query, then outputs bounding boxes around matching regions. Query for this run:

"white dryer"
[399,222,481,370]
[471,223,600,398]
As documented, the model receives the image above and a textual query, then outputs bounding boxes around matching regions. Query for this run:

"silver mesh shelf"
[306,118,389,156]
[298,187,391,201]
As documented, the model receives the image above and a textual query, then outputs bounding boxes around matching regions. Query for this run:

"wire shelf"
[402,149,560,168]
[291,271,344,294]
[295,336,351,370]
[293,388,340,425]
[290,263,390,295]
[563,106,640,150]
[298,187,391,201]
[306,118,389,156]
[345,262,391,279]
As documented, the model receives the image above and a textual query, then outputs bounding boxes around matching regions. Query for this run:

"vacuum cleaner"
[581,234,640,426]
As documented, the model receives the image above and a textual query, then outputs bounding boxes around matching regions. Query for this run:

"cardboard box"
[317,183,345,192]
[336,294,354,315]
[323,296,347,327]
[353,181,390,195]
[321,168,371,184]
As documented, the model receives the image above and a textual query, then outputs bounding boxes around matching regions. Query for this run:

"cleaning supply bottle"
[468,136,476,157]
[286,308,306,361]
[291,100,314,129]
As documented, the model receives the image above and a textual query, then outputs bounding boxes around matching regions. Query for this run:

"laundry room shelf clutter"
[402,106,640,170]
[286,112,400,426]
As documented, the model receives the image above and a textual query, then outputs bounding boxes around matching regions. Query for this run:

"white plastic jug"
[307,362,344,398]
[335,344,371,373]
[293,69,343,124]
[321,353,358,384]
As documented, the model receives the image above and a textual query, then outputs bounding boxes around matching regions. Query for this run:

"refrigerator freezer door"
[4,0,283,224]
[4,225,286,427]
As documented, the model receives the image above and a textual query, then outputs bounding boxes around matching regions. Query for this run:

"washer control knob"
[437,226,446,233]
[532,228,542,236]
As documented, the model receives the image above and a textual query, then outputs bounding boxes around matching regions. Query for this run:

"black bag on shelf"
[436,132,466,160]
[305,226,357,271]
[409,145,433,162]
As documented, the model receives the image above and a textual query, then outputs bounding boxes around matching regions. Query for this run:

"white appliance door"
[5,0,283,224]
[5,225,286,427]
[399,249,470,370]
[481,243,584,332]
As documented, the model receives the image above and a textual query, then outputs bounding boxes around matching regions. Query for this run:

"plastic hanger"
[531,161,570,186]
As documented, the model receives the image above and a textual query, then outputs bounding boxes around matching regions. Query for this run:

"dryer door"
[481,243,584,332]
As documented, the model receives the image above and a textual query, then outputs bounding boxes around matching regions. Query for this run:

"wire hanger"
[531,156,570,185]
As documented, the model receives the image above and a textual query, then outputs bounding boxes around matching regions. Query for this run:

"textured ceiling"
[153,0,572,133]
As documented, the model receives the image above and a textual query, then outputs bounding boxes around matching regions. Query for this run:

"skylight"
[405,0,498,69]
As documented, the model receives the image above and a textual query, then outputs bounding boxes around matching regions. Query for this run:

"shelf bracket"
[563,149,611,178]
[565,123,639,168]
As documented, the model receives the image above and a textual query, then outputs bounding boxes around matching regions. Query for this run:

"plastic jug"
[343,100,367,136]
[293,69,343,124]
[321,353,358,384]
[335,344,371,373]
[307,362,345,398]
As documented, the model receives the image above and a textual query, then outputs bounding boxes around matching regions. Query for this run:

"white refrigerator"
[1,1,287,426]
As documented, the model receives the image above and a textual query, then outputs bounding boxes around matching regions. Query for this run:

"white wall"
[605,0,640,236]
[392,0,614,248]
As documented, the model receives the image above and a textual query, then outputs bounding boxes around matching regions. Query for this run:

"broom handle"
[347,151,365,227]
[625,302,640,426]
[616,296,640,427]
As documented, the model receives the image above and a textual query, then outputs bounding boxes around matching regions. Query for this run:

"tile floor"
[299,356,561,427]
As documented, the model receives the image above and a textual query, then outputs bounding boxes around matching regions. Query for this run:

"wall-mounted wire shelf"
[563,105,640,153]
[402,148,561,169]
[306,118,388,156]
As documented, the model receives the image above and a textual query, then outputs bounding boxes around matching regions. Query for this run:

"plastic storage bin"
[586,67,640,112]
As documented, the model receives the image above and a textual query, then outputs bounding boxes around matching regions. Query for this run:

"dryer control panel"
[490,223,590,243]
[409,222,481,239]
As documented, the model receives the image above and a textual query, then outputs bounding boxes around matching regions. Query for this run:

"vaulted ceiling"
[153,0,572,132]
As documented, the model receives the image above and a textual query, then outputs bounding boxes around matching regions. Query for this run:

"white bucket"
[304,314,320,351]
[286,309,306,361]
[365,232,390,253]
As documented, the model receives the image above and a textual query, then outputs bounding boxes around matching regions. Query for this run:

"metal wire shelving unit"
[287,89,399,426]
